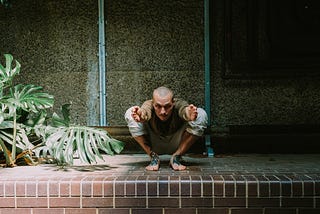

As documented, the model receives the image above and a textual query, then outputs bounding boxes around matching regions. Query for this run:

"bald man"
[125,86,208,171]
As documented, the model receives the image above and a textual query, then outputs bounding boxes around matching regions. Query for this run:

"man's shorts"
[125,107,208,154]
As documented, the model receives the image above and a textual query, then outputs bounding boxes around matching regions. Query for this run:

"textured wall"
[0,0,99,125]
[0,0,205,126]
[1,0,319,128]
[106,0,205,125]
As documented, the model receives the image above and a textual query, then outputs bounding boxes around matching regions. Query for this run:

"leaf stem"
[11,111,17,161]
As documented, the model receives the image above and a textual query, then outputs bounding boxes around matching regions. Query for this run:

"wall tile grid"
[0,174,319,213]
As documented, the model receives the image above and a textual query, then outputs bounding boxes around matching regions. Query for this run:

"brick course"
[0,154,319,213]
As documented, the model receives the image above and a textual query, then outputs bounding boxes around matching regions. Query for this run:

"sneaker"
[145,151,160,171]
[170,155,186,171]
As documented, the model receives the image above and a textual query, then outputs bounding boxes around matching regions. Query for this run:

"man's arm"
[131,100,153,122]
[176,99,198,121]
[131,106,144,122]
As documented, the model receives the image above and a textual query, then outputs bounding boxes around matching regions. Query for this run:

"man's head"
[152,86,174,121]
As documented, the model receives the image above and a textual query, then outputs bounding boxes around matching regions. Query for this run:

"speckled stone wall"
[1,0,319,128]
[0,0,99,125]
[0,0,205,126]
[106,0,205,125]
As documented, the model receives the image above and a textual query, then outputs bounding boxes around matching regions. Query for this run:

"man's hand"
[185,104,198,121]
[131,106,147,122]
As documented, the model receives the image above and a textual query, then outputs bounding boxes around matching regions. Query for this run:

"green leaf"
[75,127,88,163]
[51,103,71,127]
[51,112,68,127]
[25,111,47,127]
[83,129,97,164]
[0,124,33,151]
[89,131,103,160]
[38,126,125,165]
[53,129,69,163]
[109,138,125,154]
[96,132,113,155]
[61,103,71,125]
[64,129,75,164]
[0,138,14,166]
[10,84,54,112]
[0,54,20,89]
[0,120,13,129]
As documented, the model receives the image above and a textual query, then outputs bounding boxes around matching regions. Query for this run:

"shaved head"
[153,86,174,100]
[152,86,174,121]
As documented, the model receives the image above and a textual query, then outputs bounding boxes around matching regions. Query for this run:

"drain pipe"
[204,0,214,157]
[98,0,107,126]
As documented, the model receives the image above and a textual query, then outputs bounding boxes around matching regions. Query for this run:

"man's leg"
[133,135,160,171]
[125,107,160,171]
[133,135,152,155]
[170,131,200,170]
[173,131,200,156]
[170,108,208,171]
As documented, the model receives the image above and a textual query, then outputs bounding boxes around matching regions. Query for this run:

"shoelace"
[172,155,183,165]
[149,151,159,166]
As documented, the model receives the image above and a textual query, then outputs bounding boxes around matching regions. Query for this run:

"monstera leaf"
[0,54,20,91]
[51,103,71,127]
[0,54,124,167]
[37,126,125,165]
[5,84,54,113]
[0,73,54,164]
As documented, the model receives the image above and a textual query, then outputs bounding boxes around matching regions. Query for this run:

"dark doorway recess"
[223,0,320,79]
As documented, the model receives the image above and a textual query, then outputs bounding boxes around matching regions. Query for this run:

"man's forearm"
[140,99,153,120]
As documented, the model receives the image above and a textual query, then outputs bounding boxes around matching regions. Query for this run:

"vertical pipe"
[98,0,107,126]
[204,0,213,157]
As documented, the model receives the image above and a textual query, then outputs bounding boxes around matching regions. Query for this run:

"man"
[125,86,208,171]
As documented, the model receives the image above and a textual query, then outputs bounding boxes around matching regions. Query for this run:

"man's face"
[152,93,174,121]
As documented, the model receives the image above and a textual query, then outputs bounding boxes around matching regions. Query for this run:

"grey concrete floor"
[1,153,320,179]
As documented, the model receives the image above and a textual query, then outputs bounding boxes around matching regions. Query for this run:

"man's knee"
[196,108,208,124]
[124,107,147,137]
[124,107,134,123]
[186,108,208,136]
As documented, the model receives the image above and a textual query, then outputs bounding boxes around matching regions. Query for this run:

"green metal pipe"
[204,0,213,157]
[98,0,107,126]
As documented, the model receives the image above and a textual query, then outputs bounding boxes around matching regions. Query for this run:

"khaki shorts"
[146,123,187,155]
[125,107,208,155]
